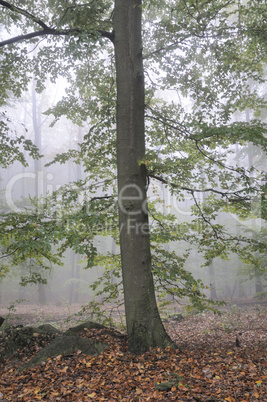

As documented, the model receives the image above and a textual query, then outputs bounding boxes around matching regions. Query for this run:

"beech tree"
[0,0,266,353]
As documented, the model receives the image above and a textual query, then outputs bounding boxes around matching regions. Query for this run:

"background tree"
[0,0,266,353]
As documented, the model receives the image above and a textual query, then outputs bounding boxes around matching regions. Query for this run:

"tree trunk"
[255,277,263,294]
[32,82,47,306]
[208,262,217,300]
[113,0,174,354]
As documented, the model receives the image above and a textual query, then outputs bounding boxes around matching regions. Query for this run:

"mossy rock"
[155,382,173,391]
[1,324,61,356]
[64,321,105,336]
[22,335,108,370]
[169,313,184,322]
[37,324,62,336]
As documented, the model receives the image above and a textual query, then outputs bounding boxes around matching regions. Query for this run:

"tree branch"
[146,108,254,176]
[0,0,51,29]
[0,29,61,47]
[191,191,219,239]
[0,248,19,259]
[144,36,192,59]
[0,28,114,48]
[0,0,114,47]
[149,173,251,201]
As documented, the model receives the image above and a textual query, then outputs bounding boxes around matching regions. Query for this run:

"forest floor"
[0,302,266,401]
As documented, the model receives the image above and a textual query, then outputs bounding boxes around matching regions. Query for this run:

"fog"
[0,32,266,315]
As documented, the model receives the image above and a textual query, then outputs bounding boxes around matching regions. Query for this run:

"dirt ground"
[0,300,266,345]
[0,303,89,330]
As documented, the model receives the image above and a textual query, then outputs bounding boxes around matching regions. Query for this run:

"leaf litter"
[0,305,266,401]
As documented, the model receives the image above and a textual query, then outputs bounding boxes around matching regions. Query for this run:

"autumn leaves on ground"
[0,304,266,401]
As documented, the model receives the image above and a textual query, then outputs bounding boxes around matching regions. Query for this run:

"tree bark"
[208,262,217,300]
[113,0,174,354]
[32,82,47,306]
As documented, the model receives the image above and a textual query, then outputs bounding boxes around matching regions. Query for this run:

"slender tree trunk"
[71,128,82,304]
[255,277,263,294]
[0,279,3,305]
[32,82,47,305]
[208,262,217,300]
[244,110,264,296]
[113,0,174,354]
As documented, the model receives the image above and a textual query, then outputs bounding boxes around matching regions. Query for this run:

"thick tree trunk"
[113,0,174,354]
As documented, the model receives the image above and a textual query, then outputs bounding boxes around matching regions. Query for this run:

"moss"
[63,321,105,336]
[22,335,108,370]
[1,325,61,357]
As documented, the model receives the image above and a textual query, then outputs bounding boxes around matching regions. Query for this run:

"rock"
[0,325,61,357]
[155,382,173,391]
[170,313,184,322]
[1,321,108,369]
[63,321,105,336]
[22,335,108,370]
[37,324,62,336]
